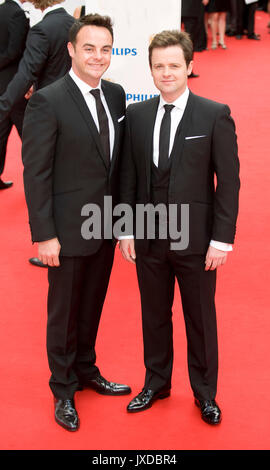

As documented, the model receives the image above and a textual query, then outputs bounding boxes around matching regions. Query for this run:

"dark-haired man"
[22,14,130,432]
[120,30,240,425]
[0,0,29,189]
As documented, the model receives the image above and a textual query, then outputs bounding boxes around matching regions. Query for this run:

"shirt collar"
[69,68,102,96]
[159,87,190,111]
[42,4,62,18]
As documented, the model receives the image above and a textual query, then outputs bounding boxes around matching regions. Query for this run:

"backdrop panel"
[85,0,182,103]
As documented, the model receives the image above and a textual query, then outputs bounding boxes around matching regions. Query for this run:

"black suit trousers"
[0,97,27,175]
[236,0,257,35]
[136,239,218,401]
[47,241,115,399]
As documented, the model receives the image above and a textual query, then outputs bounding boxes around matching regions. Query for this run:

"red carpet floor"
[0,12,270,451]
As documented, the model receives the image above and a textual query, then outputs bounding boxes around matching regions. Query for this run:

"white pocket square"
[185,135,207,140]
[118,115,125,123]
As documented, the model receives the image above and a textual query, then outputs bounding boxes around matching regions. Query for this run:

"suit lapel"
[64,74,109,170]
[101,80,120,176]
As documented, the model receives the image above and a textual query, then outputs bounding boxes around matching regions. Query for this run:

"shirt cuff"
[210,240,233,252]
[118,235,134,240]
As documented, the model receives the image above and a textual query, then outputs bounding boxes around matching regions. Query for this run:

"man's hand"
[38,238,61,267]
[119,239,136,264]
[205,246,228,271]
[25,86,34,100]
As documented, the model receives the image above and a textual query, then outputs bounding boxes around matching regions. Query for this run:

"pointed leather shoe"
[0,179,13,190]
[29,257,48,268]
[195,399,221,425]
[79,374,131,395]
[127,388,171,413]
[54,398,79,431]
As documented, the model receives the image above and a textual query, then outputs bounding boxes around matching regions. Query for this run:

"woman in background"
[206,0,230,49]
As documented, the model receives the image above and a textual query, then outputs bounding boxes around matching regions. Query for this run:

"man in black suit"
[0,0,74,267]
[0,0,29,190]
[0,0,74,121]
[119,31,240,425]
[182,0,209,57]
[22,14,131,432]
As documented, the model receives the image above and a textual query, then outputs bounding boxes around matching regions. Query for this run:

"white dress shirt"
[121,88,232,251]
[153,87,190,167]
[42,4,63,18]
[69,68,115,159]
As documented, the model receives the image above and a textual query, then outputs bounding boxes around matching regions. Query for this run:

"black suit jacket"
[22,74,126,257]
[0,0,29,94]
[182,0,203,17]
[0,7,74,119]
[120,92,240,255]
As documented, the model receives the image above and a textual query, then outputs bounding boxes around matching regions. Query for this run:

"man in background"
[0,0,75,267]
[0,0,29,190]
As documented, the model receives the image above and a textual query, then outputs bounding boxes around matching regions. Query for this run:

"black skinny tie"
[90,89,110,166]
[158,104,175,169]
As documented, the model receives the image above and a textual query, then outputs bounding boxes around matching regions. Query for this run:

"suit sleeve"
[119,105,137,208]
[0,10,28,70]
[22,92,58,243]
[211,105,240,244]
[0,25,49,120]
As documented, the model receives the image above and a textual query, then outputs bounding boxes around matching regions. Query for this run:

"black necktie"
[90,89,110,166]
[158,104,174,170]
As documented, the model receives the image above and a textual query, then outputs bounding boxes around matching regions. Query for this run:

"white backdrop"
[85,0,182,103]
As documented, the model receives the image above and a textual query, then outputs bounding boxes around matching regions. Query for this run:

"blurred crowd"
[181,0,270,52]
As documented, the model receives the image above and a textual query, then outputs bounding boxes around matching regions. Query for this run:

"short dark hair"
[69,13,114,45]
[149,30,193,67]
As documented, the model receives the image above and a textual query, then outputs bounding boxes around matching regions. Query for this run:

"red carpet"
[1,12,270,450]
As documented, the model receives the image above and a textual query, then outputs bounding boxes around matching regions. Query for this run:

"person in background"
[268,0,270,32]
[0,0,29,190]
[206,0,230,49]
[226,0,237,36]
[181,0,209,77]
[73,3,85,19]
[0,0,75,267]
[236,0,260,40]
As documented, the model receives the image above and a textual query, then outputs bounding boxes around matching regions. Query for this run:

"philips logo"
[112,48,137,56]
[126,94,159,102]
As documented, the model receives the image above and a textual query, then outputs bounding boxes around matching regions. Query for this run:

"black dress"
[206,0,230,13]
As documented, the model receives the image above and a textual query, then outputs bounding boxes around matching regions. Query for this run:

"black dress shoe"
[127,388,171,413]
[29,257,48,268]
[54,398,79,431]
[195,398,221,425]
[79,374,131,395]
[188,72,199,78]
[247,33,260,40]
[0,178,13,189]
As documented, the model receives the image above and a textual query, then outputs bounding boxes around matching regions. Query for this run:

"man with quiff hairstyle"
[120,30,240,425]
